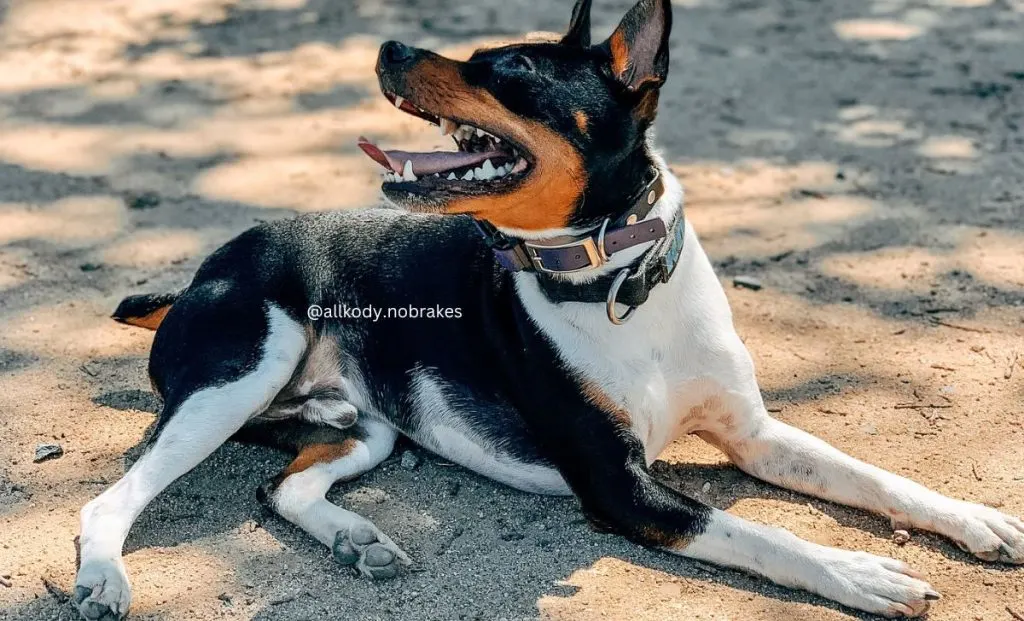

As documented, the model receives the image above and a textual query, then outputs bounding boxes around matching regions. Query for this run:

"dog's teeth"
[473,166,487,180]
[447,172,457,180]
[475,127,485,138]
[433,173,440,178]
[402,160,417,181]
[512,157,528,174]
[462,170,474,180]
[394,96,404,109]
[493,136,501,143]
[480,159,496,179]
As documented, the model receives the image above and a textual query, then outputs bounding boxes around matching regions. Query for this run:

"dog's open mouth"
[358,91,532,198]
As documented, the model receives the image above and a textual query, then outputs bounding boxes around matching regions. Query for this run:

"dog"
[73,1,1024,618]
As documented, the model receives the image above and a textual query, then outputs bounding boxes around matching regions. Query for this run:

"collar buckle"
[525,236,604,274]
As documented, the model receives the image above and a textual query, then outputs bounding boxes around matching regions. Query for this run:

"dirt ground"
[1,0,1023,619]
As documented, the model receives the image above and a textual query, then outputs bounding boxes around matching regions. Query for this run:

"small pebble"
[732,275,762,291]
[400,450,420,470]
[34,444,64,463]
[124,190,161,210]
[893,529,911,545]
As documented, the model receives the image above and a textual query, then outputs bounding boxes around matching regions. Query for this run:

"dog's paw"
[73,559,131,620]
[818,550,938,618]
[332,522,411,579]
[943,501,1024,564]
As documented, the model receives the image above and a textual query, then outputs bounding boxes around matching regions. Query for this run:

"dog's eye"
[507,54,537,74]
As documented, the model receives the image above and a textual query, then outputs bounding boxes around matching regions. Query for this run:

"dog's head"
[360,0,673,233]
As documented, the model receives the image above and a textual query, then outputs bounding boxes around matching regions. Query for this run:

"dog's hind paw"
[333,522,411,579]
[73,559,131,620]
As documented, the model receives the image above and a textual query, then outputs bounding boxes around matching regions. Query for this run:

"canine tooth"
[402,160,417,181]
[512,157,528,174]
[476,127,485,138]
[394,96,404,109]
[493,136,501,143]
[462,170,474,180]
[447,172,457,180]
[481,159,496,178]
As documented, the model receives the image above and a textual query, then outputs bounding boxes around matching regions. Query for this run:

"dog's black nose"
[380,41,415,66]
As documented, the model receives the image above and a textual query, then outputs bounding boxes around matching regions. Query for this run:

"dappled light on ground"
[1,0,1023,620]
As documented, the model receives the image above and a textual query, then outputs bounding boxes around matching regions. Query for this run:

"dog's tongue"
[358,136,503,177]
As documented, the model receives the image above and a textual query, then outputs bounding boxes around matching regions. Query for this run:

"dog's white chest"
[515,218,742,464]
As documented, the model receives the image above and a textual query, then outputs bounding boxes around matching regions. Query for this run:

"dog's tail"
[112,291,180,331]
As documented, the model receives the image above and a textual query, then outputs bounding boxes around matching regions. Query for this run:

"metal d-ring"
[595,218,611,262]
[606,268,636,325]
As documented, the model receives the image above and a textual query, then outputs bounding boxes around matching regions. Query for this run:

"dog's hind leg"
[73,304,307,621]
[256,418,410,579]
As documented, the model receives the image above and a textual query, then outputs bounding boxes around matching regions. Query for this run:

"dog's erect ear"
[561,0,593,47]
[603,0,673,92]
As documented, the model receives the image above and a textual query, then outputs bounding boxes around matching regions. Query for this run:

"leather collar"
[473,168,686,313]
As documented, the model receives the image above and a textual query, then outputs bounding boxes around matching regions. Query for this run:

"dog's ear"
[603,0,673,92]
[561,0,593,47]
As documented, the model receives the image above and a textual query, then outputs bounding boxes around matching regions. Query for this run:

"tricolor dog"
[73,0,1024,618]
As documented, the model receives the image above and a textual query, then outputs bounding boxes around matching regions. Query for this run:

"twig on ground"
[930,364,957,372]
[894,403,953,410]
[1006,352,1020,380]
[798,189,827,200]
[0,576,11,588]
[1007,605,1024,621]
[929,318,989,334]
[971,462,983,481]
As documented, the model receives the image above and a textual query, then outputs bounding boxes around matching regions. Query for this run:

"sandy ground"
[1,0,1023,619]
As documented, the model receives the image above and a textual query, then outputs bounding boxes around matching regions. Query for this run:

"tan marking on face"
[574,110,589,135]
[403,54,585,231]
[120,305,170,331]
[609,30,630,78]
[283,440,357,477]
[580,380,631,428]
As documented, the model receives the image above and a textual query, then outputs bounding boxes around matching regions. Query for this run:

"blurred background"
[0,0,1022,619]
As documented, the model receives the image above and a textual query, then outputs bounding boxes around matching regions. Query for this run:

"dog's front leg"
[693,341,1024,566]
[535,398,938,617]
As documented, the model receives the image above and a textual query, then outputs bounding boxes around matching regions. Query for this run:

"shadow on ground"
[1,1,1023,620]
